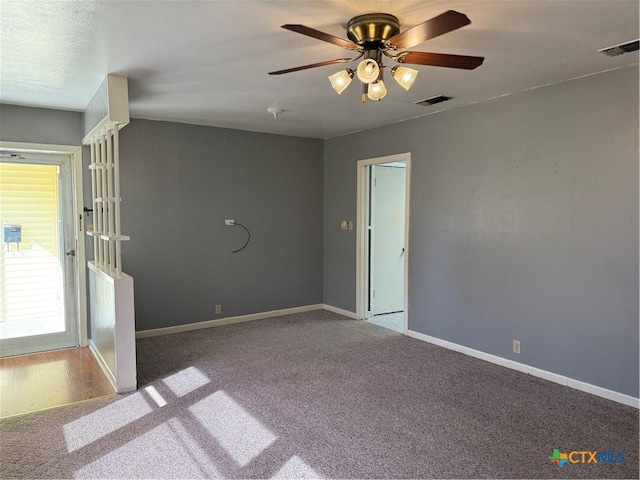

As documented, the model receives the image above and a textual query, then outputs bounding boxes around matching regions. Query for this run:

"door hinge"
[66,249,76,257]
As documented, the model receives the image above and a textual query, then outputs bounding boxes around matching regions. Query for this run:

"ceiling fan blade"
[269,58,353,75]
[387,10,471,49]
[282,24,360,50]
[397,51,484,70]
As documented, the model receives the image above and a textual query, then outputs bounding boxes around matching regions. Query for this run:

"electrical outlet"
[513,339,521,354]
[215,304,222,314]
[225,219,235,226]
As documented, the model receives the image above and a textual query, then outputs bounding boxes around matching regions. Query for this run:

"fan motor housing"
[347,13,400,46]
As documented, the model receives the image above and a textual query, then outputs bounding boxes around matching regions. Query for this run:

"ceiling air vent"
[415,95,453,106]
[598,39,639,57]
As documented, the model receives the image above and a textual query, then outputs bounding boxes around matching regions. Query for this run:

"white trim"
[378,161,406,168]
[0,141,79,154]
[89,339,117,391]
[82,74,130,145]
[407,329,639,409]
[136,304,325,338]
[72,149,88,347]
[402,160,411,335]
[87,262,136,393]
[356,152,411,335]
[323,304,358,319]
[0,141,87,349]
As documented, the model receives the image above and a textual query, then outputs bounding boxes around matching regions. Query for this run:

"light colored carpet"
[0,310,637,479]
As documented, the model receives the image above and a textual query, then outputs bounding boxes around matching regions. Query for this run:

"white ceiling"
[1,1,638,139]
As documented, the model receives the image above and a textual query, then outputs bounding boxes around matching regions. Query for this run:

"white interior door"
[0,151,79,357]
[370,164,406,315]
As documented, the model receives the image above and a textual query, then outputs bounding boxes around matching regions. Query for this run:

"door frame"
[356,152,411,334]
[0,141,87,349]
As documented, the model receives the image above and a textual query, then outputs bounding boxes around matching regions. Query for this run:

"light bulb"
[391,66,418,91]
[367,80,387,101]
[356,59,380,84]
[328,69,354,95]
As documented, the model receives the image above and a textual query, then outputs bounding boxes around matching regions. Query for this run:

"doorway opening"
[0,145,86,357]
[356,153,410,334]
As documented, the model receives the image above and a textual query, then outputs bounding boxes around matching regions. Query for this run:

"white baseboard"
[407,330,639,409]
[89,339,117,392]
[322,304,358,319]
[136,304,325,339]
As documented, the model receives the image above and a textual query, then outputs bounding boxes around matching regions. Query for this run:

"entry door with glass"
[0,152,78,357]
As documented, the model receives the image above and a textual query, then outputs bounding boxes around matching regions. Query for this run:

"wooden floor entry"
[0,347,115,419]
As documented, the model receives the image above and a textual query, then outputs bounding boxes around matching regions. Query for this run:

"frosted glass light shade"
[367,80,387,101]
[328,69,354,94]
[391,66,418,91]
[356,59,380,83]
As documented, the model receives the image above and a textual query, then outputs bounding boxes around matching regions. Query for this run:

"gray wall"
[116,119,324,331]
[0,104,82,145]
[323,66,639,397]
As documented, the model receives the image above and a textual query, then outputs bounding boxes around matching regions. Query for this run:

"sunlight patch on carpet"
[144,385,167,407]
[73,420,223,478]
[162,366,210,397]
[63,392,153,452]
[272,455,322,479]
[189,390,277,467]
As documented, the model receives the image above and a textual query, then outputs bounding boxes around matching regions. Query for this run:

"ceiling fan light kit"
[329,69,354,94]
[269,10,484,103]
[367,80,387,101]
[391,66,419,91]
[356,58,380,83]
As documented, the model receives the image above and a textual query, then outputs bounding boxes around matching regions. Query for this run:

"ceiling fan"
[269,10,484,102]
